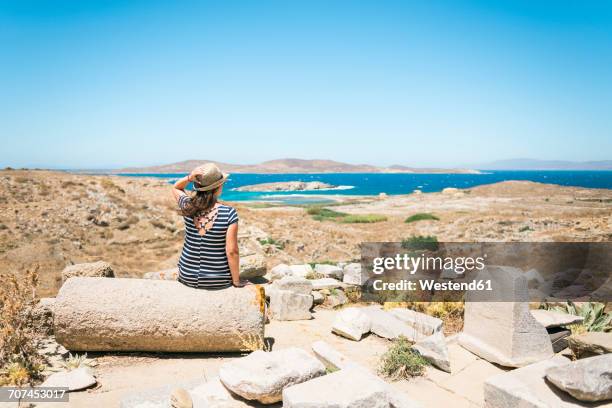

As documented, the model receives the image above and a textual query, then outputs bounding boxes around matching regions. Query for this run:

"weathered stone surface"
[530,309,584,328]
[142,268,178,280]
[240,254,267,279]
[459,266,553,367]
[61,261,114,282]
[310,278,344,290]
[315,264,344,279]
[483,355,602,408]
[269,290,313,321]
[41,367,96,391]
[33,297,55,335]
[312,341,351,370]
[342,263,363,285]
[412,332,451,373]
[271,276,312,295]
[569,332,612,357]
[388,308,443,336]
[54,277,265,352]
[270,263,292,280]
[282,365,422,408]
[332,307,372,341]
[289,264,314,278]
[312,291,324,304]
[219,348,325,404]
[120,378,218,408]
[361,306,424,341]
[546,354,612,402]
[323,290,348,308]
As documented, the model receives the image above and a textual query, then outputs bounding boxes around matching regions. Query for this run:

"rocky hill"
[115,158,479,174]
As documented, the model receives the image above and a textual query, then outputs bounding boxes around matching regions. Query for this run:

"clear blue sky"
[1,0,611,169]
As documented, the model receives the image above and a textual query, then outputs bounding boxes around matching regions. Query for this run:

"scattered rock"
[568,332,612,357]
[33,297,55,335]
[41,367,96,391]
[289,264,314,278]
[269,290,313,321]
[484,356,583,408]
[441,187,459,195]
[61,261,114,282]
[271,276,313,295]
[332,307,372,341]
[388,308,443,336]
[411,331,451,373]
[312,341,351,370]
[459,266,553,367]
[342,263,363,286]
[545,354,612,402]
[190,376,235,404]
[240,254,267,279]
[549,327,572,353]
[219,348,325,404]
[314,264,343,279]
[312,291,324,305]
[310,277,344,290]
[361,306,423,341]
[323,290,348,308]
[282,364,421,408]
[530,309,584,328]
[270,263,292,280]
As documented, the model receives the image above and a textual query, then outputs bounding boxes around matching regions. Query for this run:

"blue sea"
[118,171,612,204]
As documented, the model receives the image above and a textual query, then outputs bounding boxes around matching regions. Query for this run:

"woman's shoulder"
[219,203,237,212]
[219,203,239,223]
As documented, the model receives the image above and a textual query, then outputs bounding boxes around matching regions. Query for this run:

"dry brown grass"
[0,267,45,385]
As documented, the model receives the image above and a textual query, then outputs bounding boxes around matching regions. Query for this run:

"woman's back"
[177,195,239,289]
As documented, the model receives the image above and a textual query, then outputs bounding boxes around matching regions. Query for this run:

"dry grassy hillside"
[1,170,611,297]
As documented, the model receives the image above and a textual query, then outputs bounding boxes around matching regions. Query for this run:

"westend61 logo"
[360,242,612,302]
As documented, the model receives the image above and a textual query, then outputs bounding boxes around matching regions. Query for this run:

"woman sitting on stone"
[172,163,247,289]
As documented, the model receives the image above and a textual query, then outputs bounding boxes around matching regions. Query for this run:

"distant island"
[234,181,341,192]
[477,159,612,171]
[115,158,480,174]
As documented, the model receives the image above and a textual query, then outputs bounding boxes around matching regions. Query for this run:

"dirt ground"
[1,170,611,297]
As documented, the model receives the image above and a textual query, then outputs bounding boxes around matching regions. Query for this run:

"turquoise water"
[118,171,612,204]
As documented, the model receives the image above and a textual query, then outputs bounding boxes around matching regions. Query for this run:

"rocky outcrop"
[311,341,352,370]
[234,181,337,192]
[33,297,55,335]
[54,277,265,352]
[546,354,612,402]
[219,348,325,404]
[61,261,114,282]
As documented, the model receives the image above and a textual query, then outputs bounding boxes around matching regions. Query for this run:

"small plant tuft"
[378,336,429,380]
[401,235,439,251]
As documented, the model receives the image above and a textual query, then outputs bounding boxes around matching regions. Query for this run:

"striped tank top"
[177,195,239,289]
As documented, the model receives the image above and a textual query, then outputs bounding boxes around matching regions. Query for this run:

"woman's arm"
[226,222,245,287]
[172,173,195,202]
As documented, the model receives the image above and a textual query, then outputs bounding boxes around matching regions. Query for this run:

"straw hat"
[192,163,229,192]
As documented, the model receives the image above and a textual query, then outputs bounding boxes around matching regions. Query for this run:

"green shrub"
[401,235,439,251]
[340,214,387,223]
[540,301,611,332]
[378,336,428,379]
[307,207,348,221]
[257,237,285,249]
[404,213,439,223]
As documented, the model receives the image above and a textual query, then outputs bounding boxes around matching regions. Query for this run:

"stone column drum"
[54,277,266,352]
